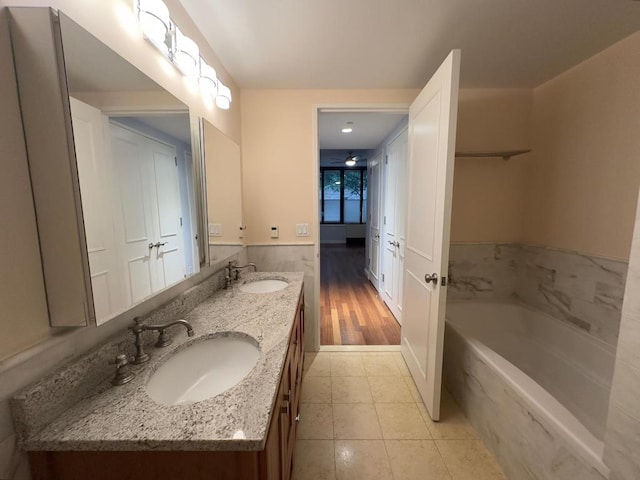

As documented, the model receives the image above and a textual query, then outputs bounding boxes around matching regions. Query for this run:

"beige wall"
[241,88,533,246]
[0,4,50,361]
[524,32,640,261]
[240,89,419,245]
[451,89,533,243]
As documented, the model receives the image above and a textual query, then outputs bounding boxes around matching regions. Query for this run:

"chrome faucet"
[225,261,258,287]
[129,317,195,364]
[232,262,257,280]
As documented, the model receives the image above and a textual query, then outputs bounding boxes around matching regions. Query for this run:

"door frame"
[312,104,409,351]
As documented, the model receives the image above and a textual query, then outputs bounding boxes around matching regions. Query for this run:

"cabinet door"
[280,347,293,480]
[261,383,283,480]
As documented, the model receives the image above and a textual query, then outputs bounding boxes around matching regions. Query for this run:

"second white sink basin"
[146,334,260,406]
[239,279,288,294]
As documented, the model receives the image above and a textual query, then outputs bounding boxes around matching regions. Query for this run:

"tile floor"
[293,351,507,480]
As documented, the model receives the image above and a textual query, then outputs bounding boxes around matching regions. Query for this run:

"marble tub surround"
[604,191,640,480]
[515,245,627,346]
[444,322,607,480]
[448,242,628,346]
[448,243,519,300]
[11,272,304,452]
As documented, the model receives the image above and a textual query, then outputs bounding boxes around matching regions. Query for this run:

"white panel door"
[382,145,398,309]
[382,129,408,323]
[148,138,186,287]
[70,98,125,323]
[401,50,460,420]
[110,123,156,305]
[368,152,382,288]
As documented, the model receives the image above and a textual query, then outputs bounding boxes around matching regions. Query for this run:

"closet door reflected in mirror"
[204,120,244,265]
[9,8,205,327]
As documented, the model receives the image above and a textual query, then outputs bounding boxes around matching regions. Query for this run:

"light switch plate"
[296,223,310,236]
[209,223,222,237]
[270,225,279,238]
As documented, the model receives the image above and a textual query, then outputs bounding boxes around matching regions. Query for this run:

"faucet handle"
[109,353,128,366]
[129,317,145,334]
[109,354,135,386]
[154,329,173,348]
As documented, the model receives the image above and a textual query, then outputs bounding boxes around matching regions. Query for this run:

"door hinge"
[367,257,370,267]
[174,157,178,166]
[179,216,183,227]
[385,155,389,164]
[383,215,386,225]
[382,273,385,282]
[441,276,447,286]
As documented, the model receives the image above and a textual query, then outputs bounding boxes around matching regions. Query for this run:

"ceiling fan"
[330,151,367,167]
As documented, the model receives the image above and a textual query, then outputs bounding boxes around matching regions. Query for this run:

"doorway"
[317,110,408,346]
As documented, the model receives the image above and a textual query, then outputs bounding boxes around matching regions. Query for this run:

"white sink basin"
[146,335,260,405]
[239,279,288,294]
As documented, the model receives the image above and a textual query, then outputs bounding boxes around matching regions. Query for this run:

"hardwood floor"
[320,244,400,345]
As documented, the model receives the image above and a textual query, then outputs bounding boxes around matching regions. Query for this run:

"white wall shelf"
[455,149,531,160]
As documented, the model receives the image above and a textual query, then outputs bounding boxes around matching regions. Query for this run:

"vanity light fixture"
[171,27,199,77]
[136,0,171,56]
[199,58,218,98]
[216,82,232,110]
[134,0,233,110]
[341,122,354,134]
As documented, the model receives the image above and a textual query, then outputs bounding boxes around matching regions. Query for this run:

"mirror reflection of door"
[71,97,197,324]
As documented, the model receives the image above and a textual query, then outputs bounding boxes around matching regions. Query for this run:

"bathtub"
[443,301,615,480]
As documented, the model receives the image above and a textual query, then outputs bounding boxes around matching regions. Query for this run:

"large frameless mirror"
[9,8,207,327]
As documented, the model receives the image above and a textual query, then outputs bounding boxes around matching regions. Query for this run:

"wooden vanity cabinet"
[29,290,306,480]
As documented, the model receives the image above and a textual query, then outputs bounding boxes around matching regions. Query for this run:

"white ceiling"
[319,112,406,149]
[178,0,640,89]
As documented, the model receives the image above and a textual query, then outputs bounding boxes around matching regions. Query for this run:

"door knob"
[153,242,168,249]
[424,273,438,284]
[388,240,400,247]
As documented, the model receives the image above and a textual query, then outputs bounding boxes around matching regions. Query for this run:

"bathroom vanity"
[12,273,305,480]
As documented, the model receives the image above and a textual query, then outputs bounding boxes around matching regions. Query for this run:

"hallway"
[320,244,400,345]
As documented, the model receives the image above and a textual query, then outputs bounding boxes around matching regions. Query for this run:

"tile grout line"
[368,369,397,480]
[433,438,457,480]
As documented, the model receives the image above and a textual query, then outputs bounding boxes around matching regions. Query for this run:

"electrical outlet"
[270,225,279,238]
[239,225,245,238]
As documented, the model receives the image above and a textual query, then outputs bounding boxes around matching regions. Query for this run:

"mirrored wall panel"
[204,120,244,265]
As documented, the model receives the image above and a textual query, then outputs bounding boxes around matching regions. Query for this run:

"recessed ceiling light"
[341,121,354,134]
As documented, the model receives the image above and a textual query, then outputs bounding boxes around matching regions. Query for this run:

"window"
[320,168,367,223]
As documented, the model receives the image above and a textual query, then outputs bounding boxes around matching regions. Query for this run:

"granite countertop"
[12,272,304,452]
